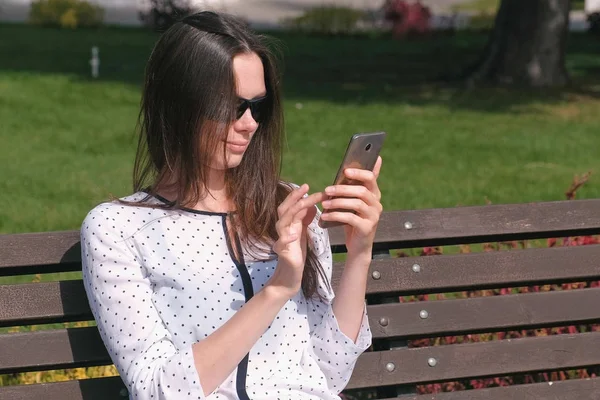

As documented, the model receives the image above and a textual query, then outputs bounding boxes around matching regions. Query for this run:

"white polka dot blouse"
[81,192,372,399]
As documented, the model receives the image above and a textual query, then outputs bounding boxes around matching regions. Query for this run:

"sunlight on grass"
[453,0,584,14]
[0,319,95,335]
[0,271,82,285]
[0,365,118,386]
[452,0,500,14]
[1,26,599,234]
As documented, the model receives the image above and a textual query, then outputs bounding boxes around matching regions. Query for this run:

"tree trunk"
[466,0,571,87]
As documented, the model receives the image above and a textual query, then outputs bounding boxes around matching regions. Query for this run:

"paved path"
[0,0,590,30]
[0,0,474,27]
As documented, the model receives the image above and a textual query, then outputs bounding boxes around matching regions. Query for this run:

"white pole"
[90,46,100,78]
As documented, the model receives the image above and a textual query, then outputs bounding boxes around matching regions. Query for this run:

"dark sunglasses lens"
[236,102,249,120]
[251,99,268,122]
[236,97,269,122]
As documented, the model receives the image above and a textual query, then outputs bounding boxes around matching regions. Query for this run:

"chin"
[210,151,247,170]
[226,157,244,169]
[222,153,245,169]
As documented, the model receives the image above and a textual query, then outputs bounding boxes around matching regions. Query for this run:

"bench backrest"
[1,199,600,399]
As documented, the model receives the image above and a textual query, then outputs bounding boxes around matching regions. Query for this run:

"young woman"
[81,10,383,400]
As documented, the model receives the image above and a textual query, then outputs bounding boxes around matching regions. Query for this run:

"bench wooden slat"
[330,199,600,249]
[3,244,599,320]
[347,331,600,389]
[0,327,111,374]
[3,327,599,387]
[394,377,600,400]
[4,242,600,326]
[3,280,598,341]
[0,231,81,270]
[0,376,597,400]
[368,287,600,339]
[0,262,82,277]
[0,281,91,327]
[334,244,600,296]
[3,199,600,271]
[3,242,600,327]
[0,377,126,400]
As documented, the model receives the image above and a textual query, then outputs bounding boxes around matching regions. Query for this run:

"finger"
[342,168,378,195]
[274,231,299,249]
[293,207,308,223]
[277,184,309,218]
[278,191,326,230]
[319,211,369,232]
[324,184,378,206]
[289,192,326,225]
[343,157,382,183]
[322,198,371,217]
[302,201,318,226]
[373,156,382,179]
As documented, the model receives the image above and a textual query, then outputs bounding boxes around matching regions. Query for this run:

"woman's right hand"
[268,184,325,299]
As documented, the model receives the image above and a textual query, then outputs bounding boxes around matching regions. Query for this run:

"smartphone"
[318,131,386,229]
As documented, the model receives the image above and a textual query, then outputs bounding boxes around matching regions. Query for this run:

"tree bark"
[466,0,571,87]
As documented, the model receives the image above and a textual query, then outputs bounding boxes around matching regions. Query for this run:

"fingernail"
[322,200,331,208]
[325,186,335,195]
[346,169,354,176]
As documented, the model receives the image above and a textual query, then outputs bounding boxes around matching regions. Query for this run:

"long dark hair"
[130,11,328,299]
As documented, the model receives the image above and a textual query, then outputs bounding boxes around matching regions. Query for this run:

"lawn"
[1,24,600,236]
[453,0,586,13]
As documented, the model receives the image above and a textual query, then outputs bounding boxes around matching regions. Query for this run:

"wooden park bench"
[1,199,600,399]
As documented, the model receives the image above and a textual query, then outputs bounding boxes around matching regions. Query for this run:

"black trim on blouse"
[149,192,230,217]
[222,215,253,400]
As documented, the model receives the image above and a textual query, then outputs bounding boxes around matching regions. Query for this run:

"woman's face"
[211,52,266,170]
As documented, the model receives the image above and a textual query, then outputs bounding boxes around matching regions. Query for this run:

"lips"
[226,141,249,154]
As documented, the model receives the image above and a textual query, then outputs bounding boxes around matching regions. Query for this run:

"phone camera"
[365,143,372,151]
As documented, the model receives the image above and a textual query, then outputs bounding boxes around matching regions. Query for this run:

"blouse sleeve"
[80,205,206,399]
[305,209,372,393]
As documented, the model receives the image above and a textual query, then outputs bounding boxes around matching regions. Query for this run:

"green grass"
[1,24,600,236]
[452,0,500,14]
[453,0,585,14]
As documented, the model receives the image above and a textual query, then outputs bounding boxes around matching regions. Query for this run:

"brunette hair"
[130,11,328,299]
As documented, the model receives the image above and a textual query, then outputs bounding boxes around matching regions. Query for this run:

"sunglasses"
[236,96,269,122]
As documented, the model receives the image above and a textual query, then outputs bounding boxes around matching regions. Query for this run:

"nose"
[236,108,259,132]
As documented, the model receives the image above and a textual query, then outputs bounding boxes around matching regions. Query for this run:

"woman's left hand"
[320,156,383,258]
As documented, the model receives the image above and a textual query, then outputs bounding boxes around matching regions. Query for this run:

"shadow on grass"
[1,22,599,113]
[0,23,157,85]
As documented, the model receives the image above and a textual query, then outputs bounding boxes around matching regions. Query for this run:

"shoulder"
[80,192,163,240]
